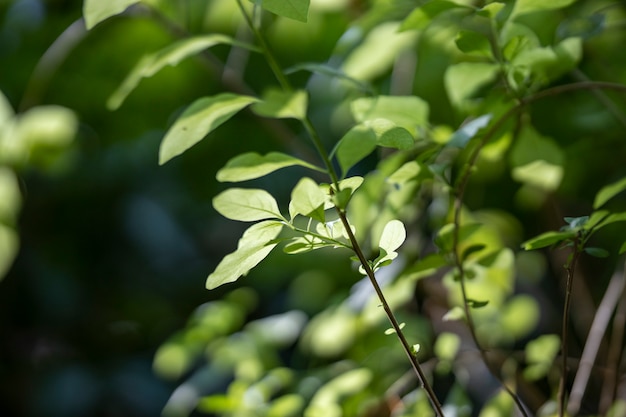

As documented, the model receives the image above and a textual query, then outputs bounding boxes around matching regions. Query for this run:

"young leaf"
[216,152,323,182]
[159,94,258,165]
[83,0,139,30]
[250,0,310,22]
[379,220,406,257]
[108,35,260,110]
[251,89,308,120]
[564,216,589,229]
[521,230,576,250]
[467,299,489,309]
[593,177,626,209]
[584,247,609,258]
[213,188,282,222]
[289,177,328,222]
[351,96,429,137]
[384,322,405,335]
[206,220,283,289]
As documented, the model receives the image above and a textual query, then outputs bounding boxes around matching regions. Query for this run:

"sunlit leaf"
[523,334,560,380]
[83,0,140,30]
[462,244,486,261]
[379,220,406,255]
[564,216,589,229]
[0,224,18,281]
[591,212,626,231]
[511,160,563,191]
[159,94,258,164]
[400,1,472,31]
[289,177,327,222]
[250,0,310,22]
[501,295,540,338]
[402,253,449,281]
[467,299,489,309]
[0,168,21,224]
[384,322,405,335]
[206,220,283,289]
[213,188,282,222]
[455,30,492,56]
[268,394,305,417]
[251,88,308,120]
[435,223,482,252]
[434,332,461,361]
[445,62,500,109]
[593,177,626,209]
[476,2,505,19]
[442,306,465,321]
[217,152,322,182]
[521,230,576,250]
[108,35,260,110]
[351,95,429,137]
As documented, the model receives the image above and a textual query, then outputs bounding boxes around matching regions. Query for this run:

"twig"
[567,266,625,415]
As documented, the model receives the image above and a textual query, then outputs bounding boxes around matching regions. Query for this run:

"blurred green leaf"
[402,253,449,281]
[384,322,405,335]
[447,114,492,148]
[108,35,260,110]
[620,241,626,255]
[206,220,283,289]
[501,295,540,339]
[455,30,492,56]
[213,188,283,222]
[0,168,21,225]
[512,0,576,17]
[285,63,374,93]
[467,299,489,308]
[0,224,18,281]
[557,13,605,40]
[434,332,461,361]
[159,94,258,164]
[351,95,429,137]
[435,223,482,252]
[584,247,609,258]
[268,394,305,417]
[335,124,377,177]
[251,89,308,120]
[521,230,576,250]
[83,0,140,30]
[217,152,322,182]
[250,0,310,22]
[511,160,563,191]
[593,177,626,209]
[445,62,500,109]
[289,177,328,222]
[524,334,560,380]
[400,1,472,31]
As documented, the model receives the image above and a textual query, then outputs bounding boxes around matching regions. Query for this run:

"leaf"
[620,241,626,255]
[594,177,626,209]
[584,247,609,258]
[402,253,449,281]
[384,322,405,335]
[351,95,429,137]
[289,177,328,222]
[512,0,576,18]
[435,223,482,252]
[461,244,486,261]
[159,94,258,164]
[251,88,308,120]
[511,160,564,191]
[557,13,605,41]
[455,30,492,57]
[564,216,589,229]
[467,299,489,309]
[447,114,492,148]
[521,230,576,250]
[335,124,377,177]
[108,35,260,110]
[444,62,500,110]
[442,306,465,321]
[213,188,282,222]
[523,334,560,380]
[250,0,310,22]
[216,152,322,182]
[379,220,406,256]
[400,1,472,31]
[206,221,283,289]
[285,63,374,93]
[83,0,140,30]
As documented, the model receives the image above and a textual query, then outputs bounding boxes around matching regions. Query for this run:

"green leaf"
[379,220,406,256]
[442,306,465,321]
[447,114,492,148]
[0,168,21,224]
[523,334,560,380]
[594,177,626,209]
[557,13,605,41]
[384,322,405,335]
[216,152,322,182]
[467,299,489,309]
[159,94,258,165]
[435,223,482,252]
[444,62,500,110]
[83,0,140,30]
[584,247,609,258]
[593,212,626,231]
[335,124,377,177]
[213,188,282,222]
[400,1,472,31]
[289,177,328,222]
[434,332,461,361]
[521,230,576,250]
[512,0,576,18]
[206,220,283,289]
[351,95,429,137]
[564,216,589,229]
[461,244,486,261]
[250,0,310,22]
[402,253,449,281]
[511,161,564,191]
[620,241,626,255]
[285,63,374,93]
[455,30,492,57]
[108,35,260,110]
[365,119,414,150]
[251,89,308,120]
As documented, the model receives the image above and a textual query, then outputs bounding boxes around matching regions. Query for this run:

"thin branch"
[567,266,625,415]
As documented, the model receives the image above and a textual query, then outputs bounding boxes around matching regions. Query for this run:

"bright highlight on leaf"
[593,177,626,209]
[521,230,576,250]
[216,152,323,182]
[384,322,405,335]
[351,95,429,137]
[289,177,328,222]
[159,94,258,165]
[108,35,259,110]
[250,0,310,22]
[400,1,472,31]
[251,89,308,120]
[213,188,282,222]
[206,220,283,289]
[83,0,139,30]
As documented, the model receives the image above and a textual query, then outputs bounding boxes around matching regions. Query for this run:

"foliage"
[4,0,626,416]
